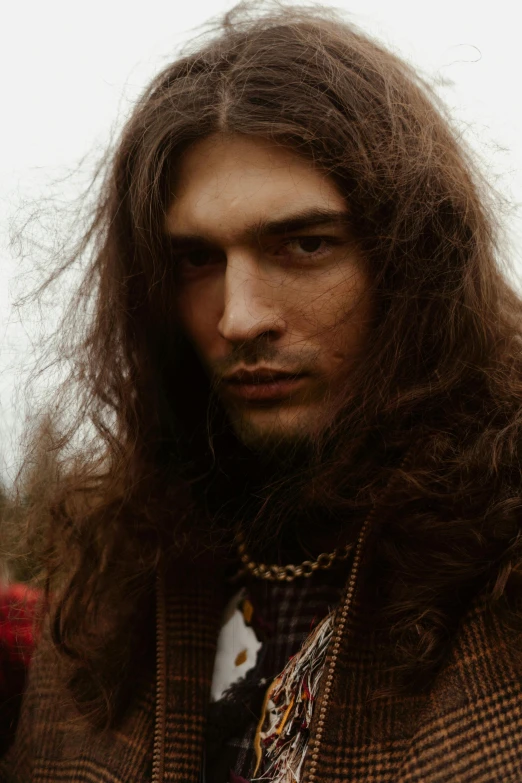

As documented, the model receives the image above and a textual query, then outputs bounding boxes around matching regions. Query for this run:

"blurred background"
[0,0,521,571]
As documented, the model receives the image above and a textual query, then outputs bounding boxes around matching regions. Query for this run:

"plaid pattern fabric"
[3,552,522,782]
[204,571,345,782]
[1,564,226,783]
[0,584,39,755]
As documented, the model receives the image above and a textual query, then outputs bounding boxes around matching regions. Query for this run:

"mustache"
[210,343,320,381]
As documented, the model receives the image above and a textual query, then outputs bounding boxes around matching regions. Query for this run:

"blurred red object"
[0,583,41,754]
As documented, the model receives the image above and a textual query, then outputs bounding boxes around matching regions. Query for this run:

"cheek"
[291,267,370,335]
[176,279,224,360]
[288,268,371,367]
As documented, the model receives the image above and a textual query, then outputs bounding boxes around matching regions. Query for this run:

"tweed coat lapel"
[394,604,522,781]
[0,565,225,783]
[160,567,225,782]
[301,587,522,783]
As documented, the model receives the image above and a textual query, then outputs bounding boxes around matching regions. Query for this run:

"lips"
[221,368,308,402]
[225,369,302,384]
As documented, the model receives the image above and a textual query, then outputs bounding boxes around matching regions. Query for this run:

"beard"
[225,405,318,464]
[188,391,355,561]
[168,338,369,558]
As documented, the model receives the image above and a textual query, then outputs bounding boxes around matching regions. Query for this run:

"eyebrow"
[165,207,352,246]
[246,208,352,239]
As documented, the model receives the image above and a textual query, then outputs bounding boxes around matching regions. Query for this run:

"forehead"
[165,134,346,240]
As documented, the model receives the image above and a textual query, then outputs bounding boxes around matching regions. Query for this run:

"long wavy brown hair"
[16,0,522,727]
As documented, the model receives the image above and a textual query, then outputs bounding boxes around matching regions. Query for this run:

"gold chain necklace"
[236,530,354,582]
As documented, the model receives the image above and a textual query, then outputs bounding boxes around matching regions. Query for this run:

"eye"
[185,249,212,267]
[278,236,333,258]
[292,237,325,253]
[175,247,225,272]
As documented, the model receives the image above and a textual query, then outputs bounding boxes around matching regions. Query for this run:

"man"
[2,3,522,781]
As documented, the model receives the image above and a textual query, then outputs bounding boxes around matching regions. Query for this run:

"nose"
[217,251,286,344]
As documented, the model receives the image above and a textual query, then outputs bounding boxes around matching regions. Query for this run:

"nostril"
[217,307,286,344]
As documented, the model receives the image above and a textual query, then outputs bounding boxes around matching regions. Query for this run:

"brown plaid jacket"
[2,551,522,783]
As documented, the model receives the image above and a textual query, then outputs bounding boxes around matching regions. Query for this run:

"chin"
[230,406,322,455]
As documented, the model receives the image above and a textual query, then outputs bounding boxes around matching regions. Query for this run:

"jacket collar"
[153,554,229,783]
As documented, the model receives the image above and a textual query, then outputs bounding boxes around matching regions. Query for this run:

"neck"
[185,420,405,560]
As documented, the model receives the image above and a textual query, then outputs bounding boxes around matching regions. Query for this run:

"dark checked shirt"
[204,568,347,783]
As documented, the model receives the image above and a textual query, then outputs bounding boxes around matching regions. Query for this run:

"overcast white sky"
[1,0,521,481]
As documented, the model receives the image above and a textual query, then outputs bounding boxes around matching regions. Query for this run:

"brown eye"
[175,247,225,272]
[186,249,215,267]
[271,235,335,262]
[296,237,324,253]
[280,236,332,258]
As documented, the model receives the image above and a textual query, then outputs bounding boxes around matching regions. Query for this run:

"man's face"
[166,134,372,451]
